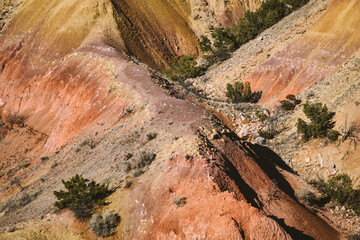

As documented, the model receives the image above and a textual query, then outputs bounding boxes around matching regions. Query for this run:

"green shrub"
[327,129,340,142]
[280,94,301,111]
[324,174,360,215]
[199,35,213,54]
[297,118,311,141]
[258,129,275,139]
[285,94,297,102]
[164,55,201,82]
[226,81,261,103]
[255,110,268,123]
[212,28,237,52]
[280,100,296,111]
[173,197,187,208]
[258,0,290,28]
[54,174,113,219]
[297,102,339,142]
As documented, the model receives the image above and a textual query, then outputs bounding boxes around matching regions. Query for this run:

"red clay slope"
[245,0,360,106]
[0,0,341,239]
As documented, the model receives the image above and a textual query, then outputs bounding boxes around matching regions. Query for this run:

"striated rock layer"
[0,0,342,239]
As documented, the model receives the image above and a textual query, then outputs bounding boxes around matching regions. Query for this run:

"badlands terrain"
[0,0,359,239]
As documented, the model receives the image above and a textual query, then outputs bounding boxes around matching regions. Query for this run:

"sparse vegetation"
[53,174,113,219]
[79,137,97,149]
[324,174,360,215]
[89,210,121,238]
[347,233,360,240]
[327,129,341,142]
[280,94,301,111]
[125,152,133,159]
[295,189,317,206]
[340,121,359,147]
[199,35,213,54]
[163,55,201,82]
[258,129,275,139]
[0,119,7,139]
[255,110,268,123]
[199,0,309,61]
[0,193,32,215]
[146,132,157,140]
[173,197,187,208]
[5,112,26,129]
[134,151,156,169]
[226,81,262,103]
[297,102,340,142]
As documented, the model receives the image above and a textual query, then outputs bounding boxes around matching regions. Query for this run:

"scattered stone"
[239,128,249,139]
[253,137,266,145]
[305,158,311,163]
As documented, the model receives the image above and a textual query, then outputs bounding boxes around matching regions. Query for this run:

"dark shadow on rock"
[204,137,262,209]
[269,215,315,240]
[224,131,297,199]
[247,143,295,174]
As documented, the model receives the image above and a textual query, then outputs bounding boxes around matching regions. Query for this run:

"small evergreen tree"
[226,81,261,103]
[164,55,200,82]
[297,102,340,142]
[280,94,301,111]
[199,35,213,54]
[325,174,360,215]
[54,174,113,219]
[198,0,308,61]
[212,28,237,52]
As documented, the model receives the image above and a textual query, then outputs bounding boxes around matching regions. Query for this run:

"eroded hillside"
[0,0,358,239]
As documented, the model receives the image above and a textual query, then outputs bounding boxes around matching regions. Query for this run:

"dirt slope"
[247,0,360,106]
[0,0,347,239]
